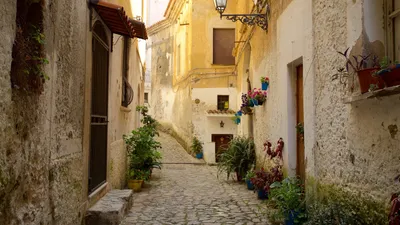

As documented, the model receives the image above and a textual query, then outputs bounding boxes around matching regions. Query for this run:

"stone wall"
[312,0,400,201]
[0,0,87,224]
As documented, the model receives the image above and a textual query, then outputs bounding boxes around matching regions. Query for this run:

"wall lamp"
[220,120,225,128]
[213,0,270,31]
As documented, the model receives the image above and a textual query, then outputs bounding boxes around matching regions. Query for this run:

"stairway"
[85,190,133,225]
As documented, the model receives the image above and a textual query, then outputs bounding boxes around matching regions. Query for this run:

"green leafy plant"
[270,177,307,224]
[136,105,159,137]
[305,183,387,225]
[191,136,203,154]
[261,76,270,83]
[245,170,255,181]
[128,169,151,181]
[217,136,255,180]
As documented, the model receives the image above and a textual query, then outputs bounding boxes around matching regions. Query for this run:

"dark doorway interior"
[89,21,109,194]
[212,134,233,162]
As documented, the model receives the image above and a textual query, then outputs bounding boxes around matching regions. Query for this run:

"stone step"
[85,189,133,225]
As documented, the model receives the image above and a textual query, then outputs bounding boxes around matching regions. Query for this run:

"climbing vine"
[11,0,48,93]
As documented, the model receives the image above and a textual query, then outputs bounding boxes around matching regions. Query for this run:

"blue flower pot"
[196,152,203,159]
[262,82,269,90]
[284,210,299,225]
[257,189,268,200]
[235,118,241,125]
[251,99,259,106]
[246,179,255,190]
[237,111,243,116]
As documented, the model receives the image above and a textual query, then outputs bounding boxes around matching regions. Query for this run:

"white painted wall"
[192,87,238,163]
[276,0,314,176]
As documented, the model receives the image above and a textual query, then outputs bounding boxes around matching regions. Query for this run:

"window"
[217,95,229,110]
[144,92,149,103]
[122,37,133,107]
[213,29,235,65]
[386,0,400,61]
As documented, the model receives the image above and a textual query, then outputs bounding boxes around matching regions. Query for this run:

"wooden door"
[296,65,305,183]
[89,22,109,194]
[212,134,233,162]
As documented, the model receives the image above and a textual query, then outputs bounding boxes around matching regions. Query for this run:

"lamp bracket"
[221,13,268,31]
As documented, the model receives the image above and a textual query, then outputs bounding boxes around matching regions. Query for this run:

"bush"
[217,136,255,180]
[305,184,387,225]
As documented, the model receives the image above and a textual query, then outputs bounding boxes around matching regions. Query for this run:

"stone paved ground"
[121,132,269,225]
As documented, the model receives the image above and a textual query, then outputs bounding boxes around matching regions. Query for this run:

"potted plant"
[217,136,256,182]
[270,177,306,225]
[232,114,241,125]
[241,94,253,114]
[191,136,203,159]
[245,170,256,190]
[261,76,270,90]
[337,48,383,94]
[251,168,270,200]
[374,56,400,87]
[248,88,267,106]
[237,110,243,116]
[127,169,148,192]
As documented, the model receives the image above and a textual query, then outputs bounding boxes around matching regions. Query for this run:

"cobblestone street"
[121,132,269,225]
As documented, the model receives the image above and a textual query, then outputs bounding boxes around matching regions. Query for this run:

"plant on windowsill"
[248,88,267,106]
[269,177,307,225]
[217,136,256,182]
[191,136,203,159]
[337,48,382,94]
[261,76,270,91]
[373,56,400,87]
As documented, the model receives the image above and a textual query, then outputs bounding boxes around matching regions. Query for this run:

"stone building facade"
[147,0,241,162]
[147,0,399,212]
[0,0,146,224]
[231,0,399,207]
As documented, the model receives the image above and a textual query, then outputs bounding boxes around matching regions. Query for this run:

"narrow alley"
[121,132,269,225]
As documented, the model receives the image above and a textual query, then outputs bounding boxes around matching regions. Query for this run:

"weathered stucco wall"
[0,0,143,224]
[234,0,399,204]
[0,0,87,224]
[313,0,400,202]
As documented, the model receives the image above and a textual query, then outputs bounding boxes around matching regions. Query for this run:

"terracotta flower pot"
[380,67,400,87]
[357,68,384,94]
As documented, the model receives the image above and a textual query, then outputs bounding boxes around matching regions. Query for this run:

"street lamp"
[213,0,270,31]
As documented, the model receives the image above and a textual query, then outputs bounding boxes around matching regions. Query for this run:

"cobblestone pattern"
[121,132,269,225]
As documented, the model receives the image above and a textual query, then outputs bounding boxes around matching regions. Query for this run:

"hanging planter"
[237,110,243,116]
[248,88,267,107]
[261,76,270,91]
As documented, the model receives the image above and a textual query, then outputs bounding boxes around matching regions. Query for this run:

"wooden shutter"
[213,29,235,65]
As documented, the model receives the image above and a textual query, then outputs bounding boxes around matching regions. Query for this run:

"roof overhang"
[90,0,135,38]
[129,19,148,40]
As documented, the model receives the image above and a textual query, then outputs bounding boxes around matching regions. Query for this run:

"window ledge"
[120,106,131,112]
[343,85,400,104]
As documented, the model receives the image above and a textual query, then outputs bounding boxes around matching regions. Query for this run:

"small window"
[122,37,133,107]
[213,29,235,65]
[217,95,229,111]
[386,0,400,61]
[144,92,149,103]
